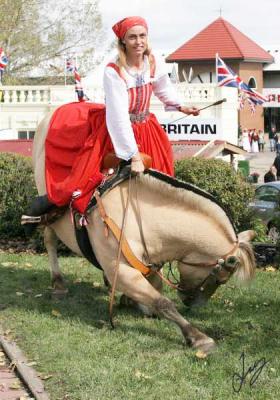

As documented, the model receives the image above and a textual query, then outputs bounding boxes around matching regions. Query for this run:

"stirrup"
[21,215,42,225]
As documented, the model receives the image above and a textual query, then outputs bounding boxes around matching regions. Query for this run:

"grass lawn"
[0,251,280,400]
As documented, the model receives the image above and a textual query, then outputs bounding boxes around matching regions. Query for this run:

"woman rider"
[25,16,199,223]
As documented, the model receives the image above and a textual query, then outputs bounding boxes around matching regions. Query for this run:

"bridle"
[177,246,240,296]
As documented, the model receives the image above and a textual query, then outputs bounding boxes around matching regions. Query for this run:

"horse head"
[177,230,256,307]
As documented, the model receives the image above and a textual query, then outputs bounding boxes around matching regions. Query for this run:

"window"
[18,130,36,140]
[255,186,280,202]
[18,131,27,139]
[248,77,257,89]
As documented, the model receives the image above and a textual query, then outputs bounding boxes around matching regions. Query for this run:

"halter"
[180,241,239,269]
[178,245,240,296]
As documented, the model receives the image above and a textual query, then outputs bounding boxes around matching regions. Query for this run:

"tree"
[0,0,110,84]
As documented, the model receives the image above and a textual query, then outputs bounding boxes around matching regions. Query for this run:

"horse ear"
[238,230,255,243]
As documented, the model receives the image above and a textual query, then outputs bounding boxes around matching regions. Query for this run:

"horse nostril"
[225,255,238,270]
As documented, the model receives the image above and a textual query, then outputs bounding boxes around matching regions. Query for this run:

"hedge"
[0,152,37,238]
[175,157,255,231]
[0,153,256,240]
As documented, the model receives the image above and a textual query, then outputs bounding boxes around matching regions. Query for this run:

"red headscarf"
[112,16,148,39]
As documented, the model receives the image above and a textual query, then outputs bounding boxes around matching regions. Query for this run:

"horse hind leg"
[44,226,68,296]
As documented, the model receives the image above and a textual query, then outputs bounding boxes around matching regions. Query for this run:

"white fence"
[0,83,238,143]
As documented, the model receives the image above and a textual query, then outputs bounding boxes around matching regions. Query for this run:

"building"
[263,47,280,131]
[166,17,274,132]
[1,16,279,163]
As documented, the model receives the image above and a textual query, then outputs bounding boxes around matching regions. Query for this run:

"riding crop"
[169,98,227,124]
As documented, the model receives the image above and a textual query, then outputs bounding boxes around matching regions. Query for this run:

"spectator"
[273,129,279,152]
[276,137,280,154]
[251,129,259,153]
[269,127,277,151]
[258,129,265,152]
[264,166,277,183]
[241,128,251,152]
[273,154,280,180]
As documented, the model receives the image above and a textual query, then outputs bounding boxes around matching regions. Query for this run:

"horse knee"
[153,296,178,320]
[120,295,157,317]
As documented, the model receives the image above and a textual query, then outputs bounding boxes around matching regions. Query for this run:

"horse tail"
[234,241,256,281]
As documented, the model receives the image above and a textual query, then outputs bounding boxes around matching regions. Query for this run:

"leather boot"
[26,194,55,217]
[22,195,55,235]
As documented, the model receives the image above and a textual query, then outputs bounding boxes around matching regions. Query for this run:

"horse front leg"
[120,267,163,316]
[44,226,68,295]
[102,260,215,354]
[153,296,216,354]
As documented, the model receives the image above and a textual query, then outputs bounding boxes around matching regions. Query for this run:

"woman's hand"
[180,106,200,116]
[131,152,145,174]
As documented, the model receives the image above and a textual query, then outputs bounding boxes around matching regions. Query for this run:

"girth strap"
[74,221,103,270]
[105,216,151,276]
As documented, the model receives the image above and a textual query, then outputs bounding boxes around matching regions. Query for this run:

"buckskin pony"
[32,111,255,355]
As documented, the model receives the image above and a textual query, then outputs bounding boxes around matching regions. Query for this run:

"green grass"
[0,252,280,399]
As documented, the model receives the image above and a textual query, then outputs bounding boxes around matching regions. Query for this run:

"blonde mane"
[139,173,255,282]
[140,173,237,243]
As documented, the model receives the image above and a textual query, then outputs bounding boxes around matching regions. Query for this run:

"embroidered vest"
[107,55,155,121]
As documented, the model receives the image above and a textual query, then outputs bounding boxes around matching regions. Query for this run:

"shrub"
[0,152,37,238]
[250,217,271,243]
[175,158,255,231]
[0,152,73,254]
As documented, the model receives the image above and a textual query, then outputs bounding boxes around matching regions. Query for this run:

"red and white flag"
[0,48,8,72]
[65,56,89,102]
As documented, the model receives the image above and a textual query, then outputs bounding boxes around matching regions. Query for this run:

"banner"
[160,117,221,141]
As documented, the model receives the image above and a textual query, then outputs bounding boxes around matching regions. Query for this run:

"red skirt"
[45,102,174,213]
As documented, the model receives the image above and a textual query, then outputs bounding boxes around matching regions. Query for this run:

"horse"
[32,112,255,355]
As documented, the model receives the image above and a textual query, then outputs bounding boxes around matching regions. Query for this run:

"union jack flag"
[238,79,267,105]
[238,93,246,110]
[216,55,268,106]
[0,48,8,72]
[216,55,241,88]
[247,98,256,115]
[66,57,75,73]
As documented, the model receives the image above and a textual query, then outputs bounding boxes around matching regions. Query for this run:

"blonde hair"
[116,39,153,74]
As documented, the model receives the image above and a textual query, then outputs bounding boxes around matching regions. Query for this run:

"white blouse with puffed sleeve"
[103,55,182,161]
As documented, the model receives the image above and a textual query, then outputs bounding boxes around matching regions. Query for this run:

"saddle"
[102,152,152,171]
[21,152,152,226]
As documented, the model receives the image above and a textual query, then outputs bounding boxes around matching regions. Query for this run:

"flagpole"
[64,56,67,86]
[215,53,218,85]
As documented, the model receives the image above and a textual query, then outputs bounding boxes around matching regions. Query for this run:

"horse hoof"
[193,338,216,355]
[52,288,68,299]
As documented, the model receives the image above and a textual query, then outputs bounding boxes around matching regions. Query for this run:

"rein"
[109,173,132,329]
[94,174,133,328]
